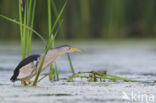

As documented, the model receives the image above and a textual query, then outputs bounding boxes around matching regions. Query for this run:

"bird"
[10,45,82,85]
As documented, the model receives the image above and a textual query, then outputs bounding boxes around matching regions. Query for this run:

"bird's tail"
[10,75,16,82]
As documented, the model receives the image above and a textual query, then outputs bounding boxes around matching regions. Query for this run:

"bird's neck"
[42,49,64,69]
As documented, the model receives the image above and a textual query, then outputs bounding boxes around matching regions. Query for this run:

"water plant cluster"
[0,0,70,86]
[67,71,150,83]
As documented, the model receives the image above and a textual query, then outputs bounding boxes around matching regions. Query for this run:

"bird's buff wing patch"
[17,62,37,80]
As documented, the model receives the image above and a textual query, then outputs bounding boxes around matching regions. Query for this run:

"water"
[0,40,156,103]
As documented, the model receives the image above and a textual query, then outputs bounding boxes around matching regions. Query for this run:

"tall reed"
[32,0,67,86]
[1,0,156,39]
[47,0,54,81]
[19,0,37,59]
[51,0,75,75]
[143,0,155,37]
[104,0,125,38]
[0,14,45,43]
[0,0,74,86]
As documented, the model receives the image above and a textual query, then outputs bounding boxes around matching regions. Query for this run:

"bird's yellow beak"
[70,48,83,52]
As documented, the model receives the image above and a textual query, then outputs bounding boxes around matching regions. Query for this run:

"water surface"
[0,40,156,103]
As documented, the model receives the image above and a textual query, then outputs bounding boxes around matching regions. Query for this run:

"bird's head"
[57,45,83,53]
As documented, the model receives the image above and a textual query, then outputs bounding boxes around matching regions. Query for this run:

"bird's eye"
[69,48,71,50]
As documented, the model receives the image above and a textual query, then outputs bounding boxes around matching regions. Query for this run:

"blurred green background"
[0,0,156,40]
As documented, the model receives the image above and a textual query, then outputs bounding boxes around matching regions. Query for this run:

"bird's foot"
[25,80,34,85]
[21,80,34,86]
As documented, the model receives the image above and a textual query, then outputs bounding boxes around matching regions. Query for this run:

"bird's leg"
[21,80,28,86]
[23,81,27,85]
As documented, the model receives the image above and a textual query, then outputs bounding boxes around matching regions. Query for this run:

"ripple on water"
[32,93,72,97]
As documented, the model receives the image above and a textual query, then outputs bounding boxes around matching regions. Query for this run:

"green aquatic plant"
[47,0,75,81]
[32,46,49,86]
[47,0,64,81]
[67,53,75,74]
[67,71,150,83]
[1,0,156,39]
[48,0,68,81]
[0,0,70,86]
[37,70,151,84]
[33,0,68,86]
[47,0,55,81]
[0,14,46,44]
[18,0,37,59]
[50,0,75,75]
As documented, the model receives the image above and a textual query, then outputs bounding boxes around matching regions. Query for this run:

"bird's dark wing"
[10,54,40,82]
